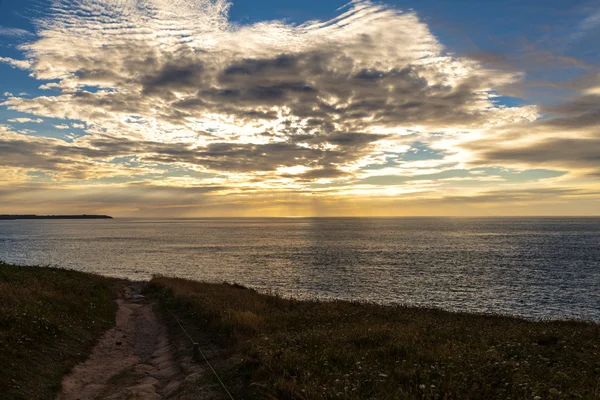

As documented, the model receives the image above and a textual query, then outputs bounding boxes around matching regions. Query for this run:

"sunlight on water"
[1,217,599,321]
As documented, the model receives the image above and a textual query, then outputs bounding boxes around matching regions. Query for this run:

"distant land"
[0,214,113,220]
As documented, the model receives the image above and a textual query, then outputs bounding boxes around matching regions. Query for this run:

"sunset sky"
[1,0,599,217]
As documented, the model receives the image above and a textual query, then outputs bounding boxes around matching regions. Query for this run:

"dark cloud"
[465,90,600,174]
[299,167,348,179]
[0,129,386,179]
[142,61,206,94]
[539,95,600,129]
[474,138,600,178]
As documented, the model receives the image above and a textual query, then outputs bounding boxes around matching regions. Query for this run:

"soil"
[57,283,184,400]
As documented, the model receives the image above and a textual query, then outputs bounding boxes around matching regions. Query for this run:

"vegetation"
[0,263,117,399]
[148,277,600,400]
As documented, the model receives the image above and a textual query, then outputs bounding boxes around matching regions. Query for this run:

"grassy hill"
[149,277,600,400]
[0,263,117,399]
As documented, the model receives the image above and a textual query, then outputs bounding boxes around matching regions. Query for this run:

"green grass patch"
[148,277,600,400]
[0,262,117,399]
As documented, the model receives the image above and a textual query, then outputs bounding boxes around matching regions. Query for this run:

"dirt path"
[57,283,182,400]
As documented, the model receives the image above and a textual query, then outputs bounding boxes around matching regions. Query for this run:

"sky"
[0,0,599,217]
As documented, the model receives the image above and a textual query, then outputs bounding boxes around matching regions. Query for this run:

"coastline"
[149,277,600,399]
[1,263,599,399]
[0,215,113,220]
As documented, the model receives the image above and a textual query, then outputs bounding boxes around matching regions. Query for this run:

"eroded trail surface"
[57,283,182,400]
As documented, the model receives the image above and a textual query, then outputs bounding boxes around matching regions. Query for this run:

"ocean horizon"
[1,217,599,322]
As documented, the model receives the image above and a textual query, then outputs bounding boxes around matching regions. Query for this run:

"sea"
[1,217,599,322]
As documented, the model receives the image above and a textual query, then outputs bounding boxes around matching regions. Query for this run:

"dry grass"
[0,263,117,399]
[148,276,600,400]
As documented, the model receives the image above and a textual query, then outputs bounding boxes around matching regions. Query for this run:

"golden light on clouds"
[0,0,599,216]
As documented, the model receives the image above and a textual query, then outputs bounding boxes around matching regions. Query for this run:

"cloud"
[0,181,225,217]
[478,138,600,168]
[0,26,34,39]
[0,0,597,215]
[1,1,527,181]
[572,7,600,40]
[0,56,32,70]
[0,176,597,217]
[459,87,600,177]
[7,118,44,123]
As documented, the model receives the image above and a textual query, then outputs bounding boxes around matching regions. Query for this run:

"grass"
[0,262,117,399]
[148,277,600,400]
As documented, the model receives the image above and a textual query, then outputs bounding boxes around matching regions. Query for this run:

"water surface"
[1,217,598,321]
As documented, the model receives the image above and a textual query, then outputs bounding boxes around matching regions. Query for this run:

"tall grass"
[148,277,600,399]
[0,263,117,399]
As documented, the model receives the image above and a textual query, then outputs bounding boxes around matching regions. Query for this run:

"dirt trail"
[57,283,182,400]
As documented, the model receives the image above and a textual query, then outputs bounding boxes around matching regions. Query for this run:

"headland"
[0,214,113,220]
